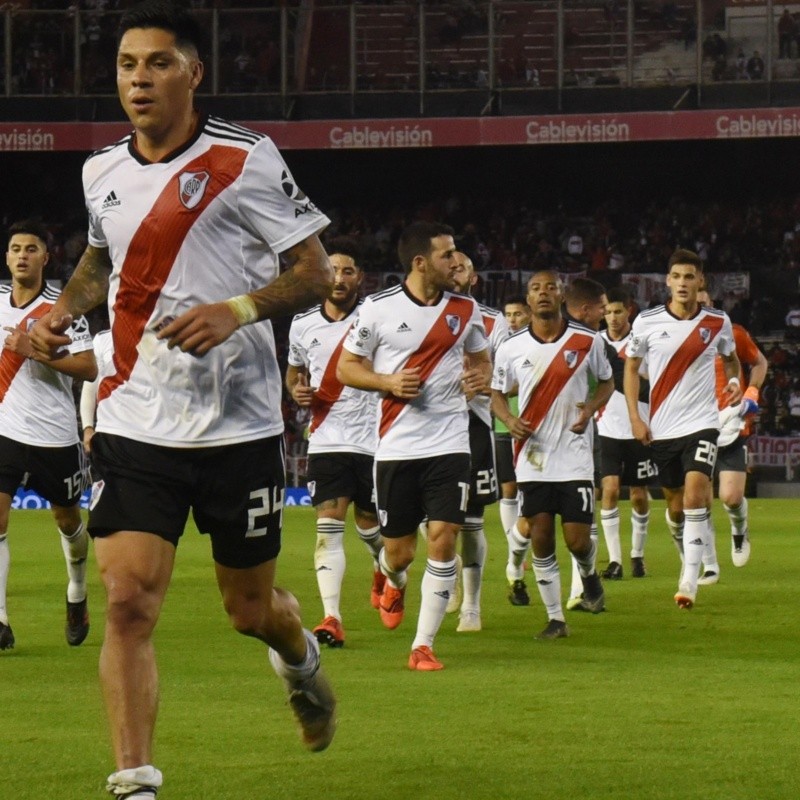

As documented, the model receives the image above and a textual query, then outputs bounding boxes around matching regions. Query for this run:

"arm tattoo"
[61,245,112,316]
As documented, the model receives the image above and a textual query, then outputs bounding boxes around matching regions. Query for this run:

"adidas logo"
[101,190,121,210]
[309,338,321,348]
[434,590,450,600]
[521,358,533,368]
[689,538,703,545]
[397,322,411,333]
[659,331,670,338]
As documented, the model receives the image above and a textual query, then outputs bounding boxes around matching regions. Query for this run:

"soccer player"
[29,3,336,796]
[624,250,741,610]
[80,328,115,454]
[448,251,507,632]
[492,271,613,640]
[337,221,491,670]
[1,220,96,652]
[493,296,532,606]
[696,289,766,580]
[596,287,655,580]
[285,237,381,648]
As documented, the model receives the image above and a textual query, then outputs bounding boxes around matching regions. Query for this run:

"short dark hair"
[667,248,703,272]
[564,277,606,307]
[327,236,362,266]
[504,295,528,308]
[397,221,455,273]
[606,286,631,306]
[7,219,49,250]
[118,1,204,55]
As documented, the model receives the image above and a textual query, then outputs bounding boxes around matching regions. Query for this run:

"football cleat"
[601,561,623,580]
[674,584,696,610]
[379,584,406,629]
[313,616,345,648]
[445,553,463,614]
[732,533,751,567]
[508,578,530,606]
[66,596,89,646]
[285,667,337,752]
[370,569,386,610]
[456,611,481,632]
[0,621,15,651]
[697,568,719,586]
[408,645,444,671]
[566,594,587,611]
[106,765,162,798]
[535,619,569,640]
[631,556,647,578]
[579,572,606,613]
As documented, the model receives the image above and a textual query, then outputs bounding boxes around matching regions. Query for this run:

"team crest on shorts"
[445,314,461,335]
[89,479,105,510]
[307,480,316,498]
[563,349,578,368]
[178,170,210,209]
[379,509,388,527]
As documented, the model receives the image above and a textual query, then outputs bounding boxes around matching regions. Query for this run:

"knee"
[102,576,161,637]
[52,506,82,535]
[224,587,299,639]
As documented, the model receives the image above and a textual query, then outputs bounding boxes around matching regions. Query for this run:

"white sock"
[681,508,707,592]
[356,523,382,566]
[106,765,163,796]
[0,534,9,625]
[573,535,597,578]
[665,509,685,563]
[379,547,407,590]
[461,519,486,614]
[314,519,345,620]
[412,558,457,650]
[600,508,622,564]
[702,514,719,573]
[569,530,596,598]
[59,523,88,604]
[505,523,529,583]
[724,498,749,537]
[499,497,518,537]
[268,629,320,683]
[532,553,564,621]
[631,510,649,558]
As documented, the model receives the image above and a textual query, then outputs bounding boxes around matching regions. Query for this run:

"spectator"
[747,50,765,80]
[735,49,748,80]
[778,8,796,59]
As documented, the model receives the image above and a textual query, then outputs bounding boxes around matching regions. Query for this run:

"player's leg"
[310,496,349,646]
[717,437,751,566]
[528,509,567,638]
[51,502,91,645]
[354,504,383,608]
[0,491,13,650]
[506,514,532,605]
[628,485,650,577]
[599,474,623,579]
[698,473,720,586]
[562,481,605,614]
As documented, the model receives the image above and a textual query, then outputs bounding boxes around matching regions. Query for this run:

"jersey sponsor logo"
[357,327,371,340]
[101,190,121,210]
[178,170,211,209]
[397,322,411,333]
[445,314,461,336]
[281,169,305,200]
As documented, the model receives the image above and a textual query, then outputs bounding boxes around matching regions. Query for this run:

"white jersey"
[83,114,330,447]
[0,283,92,446]
[468,303,509,428]
[492,320,612,482]
[287,301,377,456]
[79,330,115,430]
[596,329,649,439]
[627,304,735,440]
[343,283,487,461]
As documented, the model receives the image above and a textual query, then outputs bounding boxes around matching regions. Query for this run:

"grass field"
[1,500,799,800]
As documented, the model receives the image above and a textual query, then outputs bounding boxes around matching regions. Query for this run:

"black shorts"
[599,436,659,486]
[650,428,719,489]
[467,413,498,513]
[494,433,515,485]
[715,435,748,473]
[518,480,595,524]
[88,432,285,569]
[307,451,376,512]
[0,435,89,507]
[375,453,471,538]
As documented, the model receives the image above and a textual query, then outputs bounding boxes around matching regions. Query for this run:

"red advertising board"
[3,107,800,152]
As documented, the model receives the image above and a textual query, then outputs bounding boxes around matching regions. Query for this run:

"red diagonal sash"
[379,296,474,439]
[649,314,724,419]
[0,302,52,402]
[309,325,353,433]
[98,145,248,403]
[513,331,593,464]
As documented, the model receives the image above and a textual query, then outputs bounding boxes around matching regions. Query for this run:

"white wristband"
[727,376,740,386]
[224,295,258,326]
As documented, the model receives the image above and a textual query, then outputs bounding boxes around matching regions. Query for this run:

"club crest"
[445,314,461,335]
[178,170,210,209]
[563,349,578,368]
[699,327,711,344]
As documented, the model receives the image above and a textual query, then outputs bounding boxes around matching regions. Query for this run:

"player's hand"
[739,385,759,416]
[29,311,73,360]
[507,416,534,440]
[292,373,314,407]
[460,366,488,400]
[631,417,652,446]
[3,325,34,359]
[723,378,743,407]
[83,427,95,454]
[156,303,239,356]
[386,367,422,399]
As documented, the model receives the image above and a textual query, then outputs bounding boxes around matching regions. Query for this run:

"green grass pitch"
[2,499,798,800]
